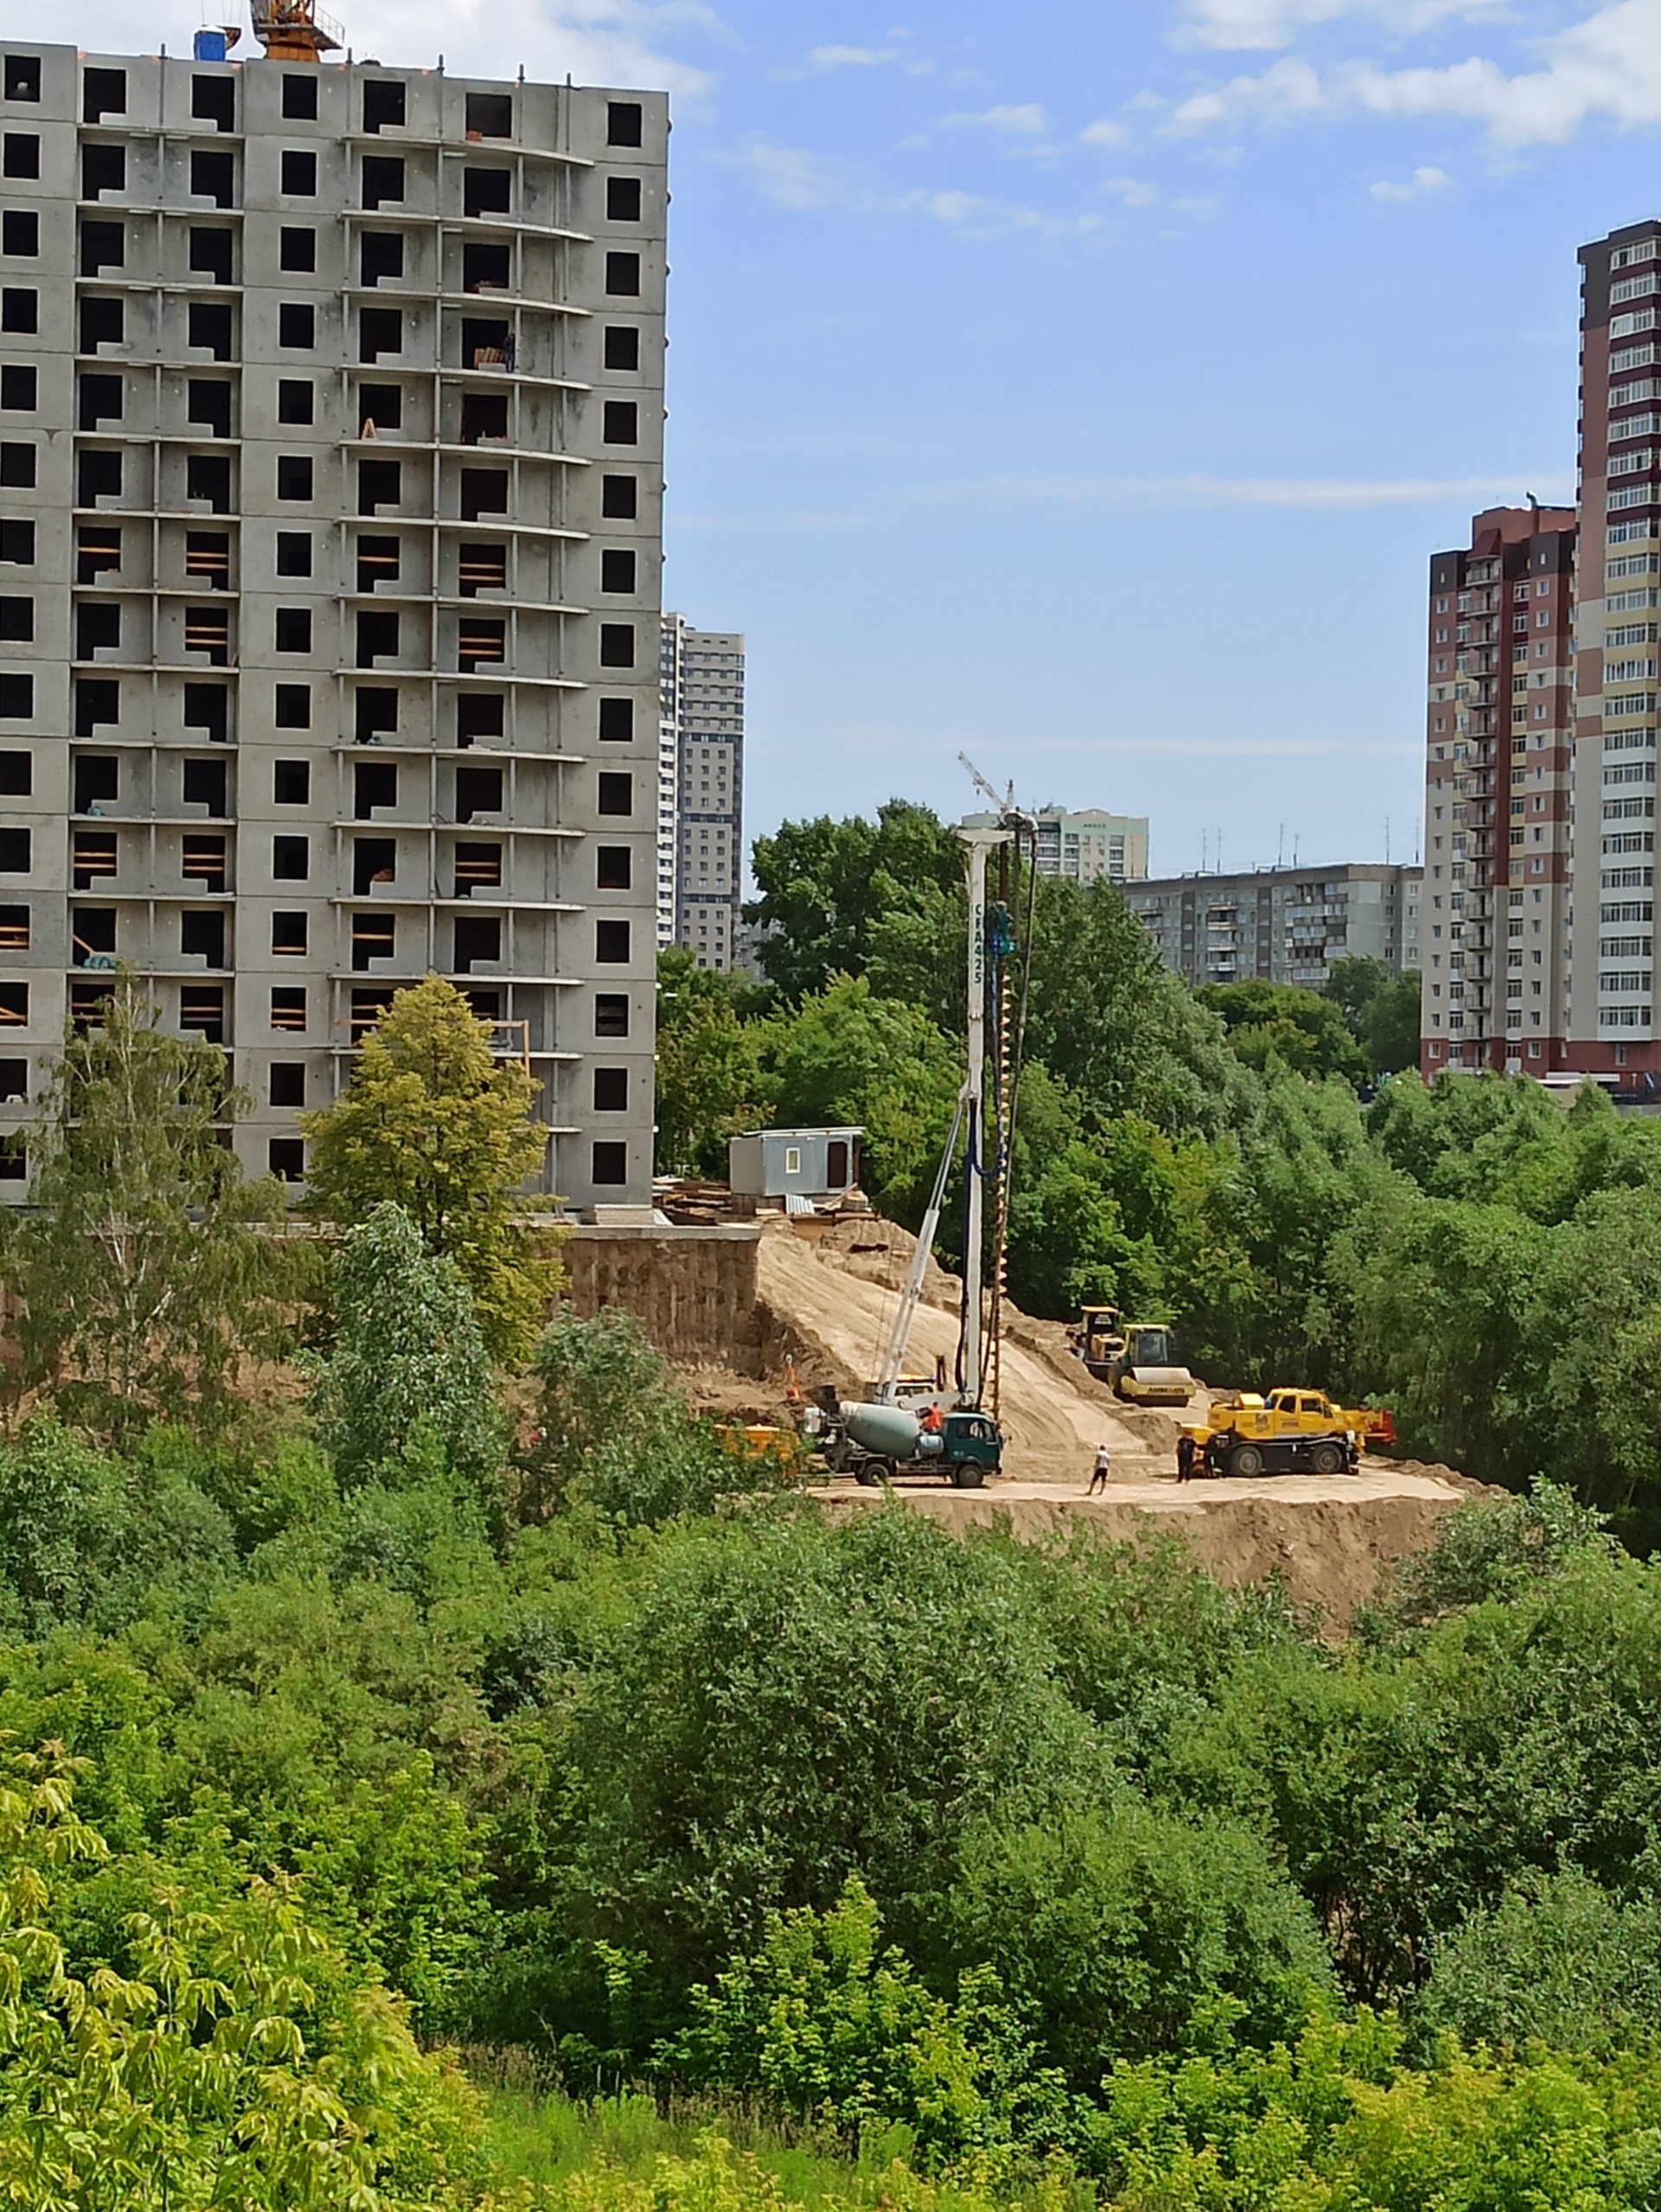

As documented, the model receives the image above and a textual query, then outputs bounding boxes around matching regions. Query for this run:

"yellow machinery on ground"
[1068,1307,1195,1407]
[1177,1388,1396,1480]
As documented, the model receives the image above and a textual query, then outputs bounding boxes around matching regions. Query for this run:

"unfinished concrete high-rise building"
[0,35,664,1209]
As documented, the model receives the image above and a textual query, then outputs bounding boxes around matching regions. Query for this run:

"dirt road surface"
[754,1220,1478,1625]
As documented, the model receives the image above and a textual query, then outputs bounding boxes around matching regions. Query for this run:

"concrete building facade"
[962,805,1148,886]
[659,611,742,971]
[1131,862,1421,992]
[1567,221,1661,1079]
[1419,504,1577,1076]
[0,38,664,1209]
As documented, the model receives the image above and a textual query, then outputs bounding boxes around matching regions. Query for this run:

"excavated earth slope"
[750,1217,1485,1627]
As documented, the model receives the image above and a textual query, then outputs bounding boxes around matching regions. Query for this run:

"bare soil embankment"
[745,1217,1483,1626]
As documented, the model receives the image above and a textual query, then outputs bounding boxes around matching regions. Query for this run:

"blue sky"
[79,0,1661,872]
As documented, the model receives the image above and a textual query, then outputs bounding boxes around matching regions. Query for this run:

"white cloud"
[1079,118,1132,146]
[1166,0,1661,148]
[941,101,1049,133]
[725,141,1104,239]
[806,43,898,69]
[1370,162,1454,197]
[80,0,721,97]
[1176,0,1506,52]
[1100,175,1163,206]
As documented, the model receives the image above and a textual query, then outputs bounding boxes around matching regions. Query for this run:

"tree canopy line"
[661,798,1661,1543]
[3,893,1661,2202]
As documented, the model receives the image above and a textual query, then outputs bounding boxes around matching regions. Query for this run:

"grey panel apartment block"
[960,805,1149,885]
[0,40,664,1209]
[1129,863,1421,991]
[660,611,742,970]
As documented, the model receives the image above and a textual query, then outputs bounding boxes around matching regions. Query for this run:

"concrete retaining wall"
[563,1225,774,1370]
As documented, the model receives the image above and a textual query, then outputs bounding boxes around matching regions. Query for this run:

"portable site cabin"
[728,1126,863,1201]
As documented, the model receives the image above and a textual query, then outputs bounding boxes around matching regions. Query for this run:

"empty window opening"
[0,446,31,490]
[3,210,37,254]
[278,378,313,425]
[74,601,119,657]
[592,1142,628,1187]
[0,753,29,795]
[605,250,640,297]
[606,176,642,221]
[72,754,118,812]
[360,306,402,362]
[275,531,311,578]
[355,687,398,742]
[593,1067,627,1112]
[452,914,501,971]
[282,148,317,195]
[362,154,404,208]
[272,836,309,881]
[465,167,511,216]
[3,133,39,179]
[190,73,235,130]
[0,365,35,410]
[184,605,229,664]
[595,918,631,965]
[190,148,234,206]
[274,683,310,728]
[273,759,311,805]
[354,760,398,817]
[594,993,628,1038]
[77,448,122,505]
[459,617,504,671]
[78,373,122,430]
[178,985,224,1043]
[183,757,228,815]
[187,530,231,587]
[76,220,121,281]
[279,225,315,272]
[465,91,512,138]
[456,764,502,821]
[189,299,234,357]
[0,828,29,870]
[270,1063,306,1108]
[279,300,315,348]
[357,458,401,515]
[0,596,31,643]
[460,390,507,444]
[463,240,510,294]
[71,907,117,965]
[358,381,401,432]
[462,316,511,369]
[6,56,42,101]
[362,77,405,133]
[274,606,312,654]
[599,623,635,667]
[183,683,228,741]
[272,911,307,955]
[356,610,399,665]
[73,679,117,735]
[607,102,643,146]
[277,453,313,501]
[601,548,636,593]
[188,377,233,436]
[180,910,225,966]
[81,142,125,198]
[0,288,35,334]
[361,230,403,286]
[271,986,308,1029]
[189,227,234,285]
[456,692,503,747]
[80,295,123,352]
[604,325,639,370]
[353,840,396,895]
[603,400,638,443]
[601,474,638,518]
[188,452,233,510]
[282,73,317,120]
[596,845,632,889]
[598,771,632,814]
[459,467,507,520]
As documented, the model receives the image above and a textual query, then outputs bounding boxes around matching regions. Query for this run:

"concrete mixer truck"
[804,1388,1004,1488]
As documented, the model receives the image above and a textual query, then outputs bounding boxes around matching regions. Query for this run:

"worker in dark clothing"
[1177,1433,1196,1484]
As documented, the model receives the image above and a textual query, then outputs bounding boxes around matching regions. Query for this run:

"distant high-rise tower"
[1420,505,1576,1075]
[658,613,743,971]
[0,40,666,1210]
[1566,221,1661,1073]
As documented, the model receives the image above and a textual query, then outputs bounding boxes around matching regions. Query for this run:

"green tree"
[745,803,965,1003]
[301,974,556,1363]
[1198,980,1366,1083]
[654,949,766,1177]
[308,1201,504,1491]
[1,978,291,1439]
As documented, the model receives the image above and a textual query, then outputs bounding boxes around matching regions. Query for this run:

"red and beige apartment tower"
[1567,221,1661,1075]
[1421,503,1575,1075]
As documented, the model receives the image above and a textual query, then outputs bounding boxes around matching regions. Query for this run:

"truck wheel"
[1228,1444,1265,1478]
[1311,1440,1344,1476]
[854,1461,882,1487]
[951,1464,986,1489]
